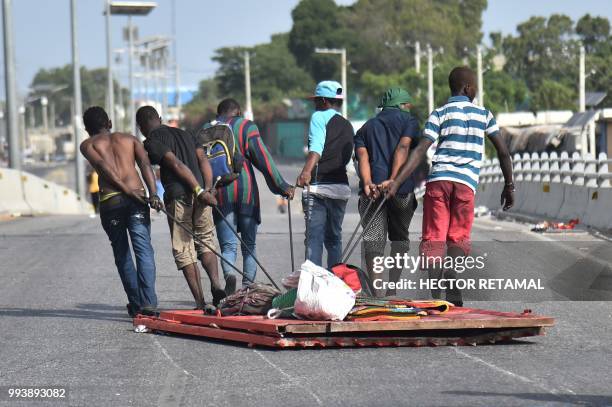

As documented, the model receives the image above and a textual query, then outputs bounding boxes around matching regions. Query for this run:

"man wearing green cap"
[354,87,421,296]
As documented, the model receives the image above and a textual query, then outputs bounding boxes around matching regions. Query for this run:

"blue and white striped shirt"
[423,95,499,191]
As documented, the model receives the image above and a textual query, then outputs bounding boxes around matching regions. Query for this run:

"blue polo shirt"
[354,108,420,196]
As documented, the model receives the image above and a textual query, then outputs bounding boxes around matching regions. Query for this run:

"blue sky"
[1,0,611,94]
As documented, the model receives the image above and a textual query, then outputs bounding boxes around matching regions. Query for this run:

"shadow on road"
[0,303,130,323]
[445,390,612,406]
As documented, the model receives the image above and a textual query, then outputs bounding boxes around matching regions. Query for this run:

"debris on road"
[531,218,580,233]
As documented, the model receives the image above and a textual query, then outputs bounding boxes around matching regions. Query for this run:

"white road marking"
[452,347,576,396]
[253,349,323,406]
[153,335,199,379]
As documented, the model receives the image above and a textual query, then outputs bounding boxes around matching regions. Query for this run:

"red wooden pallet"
[133,307,554,349]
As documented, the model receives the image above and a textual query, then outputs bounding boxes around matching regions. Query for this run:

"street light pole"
[579,44,586,113]
[476,45,484,106]
[127,16,136,136]
[172,0,180,116]
[71,0,86,197]
[2,0,20,169]
[427,44,434,113]
[105,0,115,125]
[244,51,253,120]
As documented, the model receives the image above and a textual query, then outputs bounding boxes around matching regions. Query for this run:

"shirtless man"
[80,106,163,317]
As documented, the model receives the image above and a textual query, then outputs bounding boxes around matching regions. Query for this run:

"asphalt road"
[1,165,611,407]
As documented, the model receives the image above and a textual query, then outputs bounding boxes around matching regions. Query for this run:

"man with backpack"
[137,106,226,309]
[296,81,354,268]
[200,99,294,293]
[354,88,420,297]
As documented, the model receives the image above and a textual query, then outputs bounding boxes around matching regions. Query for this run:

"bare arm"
[161,150,216,206]
[355,146,376,198]
[134,138,157,197]
[195,147,213,190]
[295,152,320,187]
[379,138,432,197]
[489,135,515,210]
[389,137,412,180]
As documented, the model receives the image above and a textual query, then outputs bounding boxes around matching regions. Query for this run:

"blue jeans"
[214,210,258,287]
[100,196,158,308]
[302,194,347,268]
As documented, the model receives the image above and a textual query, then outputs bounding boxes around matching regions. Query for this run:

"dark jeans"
[302,194,347,268]
[100,196,157,308]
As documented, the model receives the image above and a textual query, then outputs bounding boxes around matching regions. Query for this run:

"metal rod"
[157,204,252,284]
[287,198,295,272]
[342,196,387,263]
[341,197,375,261]
[212,205,280,290]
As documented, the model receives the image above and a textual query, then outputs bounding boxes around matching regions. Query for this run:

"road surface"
[1,165,611,406]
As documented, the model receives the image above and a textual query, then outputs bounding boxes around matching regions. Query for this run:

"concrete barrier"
[520,152,542,215]
[0,169,91,216]
[21,173,58,215]
[0,169,31,216]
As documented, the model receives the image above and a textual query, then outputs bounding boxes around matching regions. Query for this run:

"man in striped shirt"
[381,66,514,306]
[207,99,294,293]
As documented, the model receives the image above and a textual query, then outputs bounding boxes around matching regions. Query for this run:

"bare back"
[82,132,145,195]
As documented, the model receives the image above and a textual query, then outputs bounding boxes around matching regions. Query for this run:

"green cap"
[379,88,412,108]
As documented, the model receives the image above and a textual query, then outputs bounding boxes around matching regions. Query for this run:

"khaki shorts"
[166,197,218,270]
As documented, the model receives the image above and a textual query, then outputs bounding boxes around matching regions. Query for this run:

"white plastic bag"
[294,260,356,321]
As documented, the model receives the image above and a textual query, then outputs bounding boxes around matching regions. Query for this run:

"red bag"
[330,263,363,293]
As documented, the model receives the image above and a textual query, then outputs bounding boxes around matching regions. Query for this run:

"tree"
[531,80,575,111]
[30,65,125,127]
[576,14,610,53]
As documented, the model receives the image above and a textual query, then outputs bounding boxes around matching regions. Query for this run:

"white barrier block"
[557,185,589,221]
[0,169,31,216]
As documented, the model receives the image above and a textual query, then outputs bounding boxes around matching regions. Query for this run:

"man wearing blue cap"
[296,81,354,268]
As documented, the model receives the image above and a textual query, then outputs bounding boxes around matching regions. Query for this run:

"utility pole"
[41,96,49,135]
[427,44,434,113]
[579,44,588,156]
[340,48,347,118]
[105,0,115,125]
[172,0,181,117]
[579,44,585,113]
[2,0,20,169]
[127,16,136,136]
[244,51,253,120]
[314,47,348,118]
[71,0,85,197]
[414,41,421,74]
[476,45,484,106]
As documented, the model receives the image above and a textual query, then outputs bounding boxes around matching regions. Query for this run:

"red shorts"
[420,180,474,258]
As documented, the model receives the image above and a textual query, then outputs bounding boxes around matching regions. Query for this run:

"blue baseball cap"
[310,80,344,99]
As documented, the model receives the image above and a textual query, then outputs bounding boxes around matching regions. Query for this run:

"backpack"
[218,283,281,316]
[195,120,245,187]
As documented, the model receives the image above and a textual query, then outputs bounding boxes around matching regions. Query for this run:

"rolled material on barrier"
[0,169,31,216]
[556,185,589,221]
